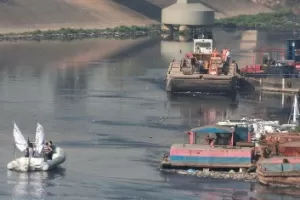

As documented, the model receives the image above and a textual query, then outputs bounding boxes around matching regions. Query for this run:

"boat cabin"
[163,125,255,170]
[186,125,251,146]
[193,39,213,55]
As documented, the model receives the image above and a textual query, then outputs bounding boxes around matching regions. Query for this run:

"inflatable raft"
[7,123,66,172]
[7,147,66,171]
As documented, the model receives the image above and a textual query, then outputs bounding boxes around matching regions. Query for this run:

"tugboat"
[164,36,239,94]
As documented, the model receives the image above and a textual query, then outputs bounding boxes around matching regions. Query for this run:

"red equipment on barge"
[240,39,300,76]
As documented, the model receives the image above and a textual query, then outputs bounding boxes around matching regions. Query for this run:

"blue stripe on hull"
[169,155,251,164]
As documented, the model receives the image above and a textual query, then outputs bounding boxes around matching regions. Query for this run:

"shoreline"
[0,25,161,41]
[1,10,299,41]
[0,25,297,42]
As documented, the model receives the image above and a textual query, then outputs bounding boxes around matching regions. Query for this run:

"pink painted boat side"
[170,145,252,157]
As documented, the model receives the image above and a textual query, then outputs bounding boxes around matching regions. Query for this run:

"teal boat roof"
[190,125,233,134]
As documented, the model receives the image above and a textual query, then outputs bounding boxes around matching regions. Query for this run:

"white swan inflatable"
[7,123,66,172]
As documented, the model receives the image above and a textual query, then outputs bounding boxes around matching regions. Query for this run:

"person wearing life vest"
[222,48,227,62]
[222,47,230,63]
[212,48,218,57]
[43,142,53,161]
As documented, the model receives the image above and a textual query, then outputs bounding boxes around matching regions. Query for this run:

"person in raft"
[25,140,35,157]
[43,142,53,161]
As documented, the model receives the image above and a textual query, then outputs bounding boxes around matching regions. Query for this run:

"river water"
[0,29,299,200]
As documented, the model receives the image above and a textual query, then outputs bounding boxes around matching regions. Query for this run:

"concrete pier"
[161,0,215,33]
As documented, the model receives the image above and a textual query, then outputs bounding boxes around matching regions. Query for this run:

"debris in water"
[160,169,258,182]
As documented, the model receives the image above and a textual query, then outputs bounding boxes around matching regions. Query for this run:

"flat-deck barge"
[165,38,239,94]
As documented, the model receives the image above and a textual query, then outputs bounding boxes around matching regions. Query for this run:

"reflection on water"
[166,94,239,127]
[55,66,87,97]
[7,168,66,200]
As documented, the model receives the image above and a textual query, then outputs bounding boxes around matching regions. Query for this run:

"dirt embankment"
[0,0,273,34]
[0,0,155,33]
[197,0,272,18]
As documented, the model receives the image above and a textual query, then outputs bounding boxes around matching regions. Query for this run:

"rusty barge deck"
[165,61,239,94]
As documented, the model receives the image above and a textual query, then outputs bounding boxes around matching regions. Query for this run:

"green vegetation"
[294,126,300,132]
[0,25,161,41]
[216,9,300,30]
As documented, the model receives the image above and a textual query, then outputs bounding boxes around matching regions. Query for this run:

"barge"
[257,156,300,186]
[164,38,239,94]
[160,125,255,171]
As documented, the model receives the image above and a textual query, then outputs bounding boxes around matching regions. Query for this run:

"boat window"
[229,120,244,122]
[195,42,211,48]
[215,133,231,145]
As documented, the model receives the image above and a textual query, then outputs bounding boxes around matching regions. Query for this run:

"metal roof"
[190,125,233,133]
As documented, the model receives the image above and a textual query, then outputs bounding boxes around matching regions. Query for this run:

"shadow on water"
[56,136,167,149]
[91,119,186,132]
[106,38,160,60]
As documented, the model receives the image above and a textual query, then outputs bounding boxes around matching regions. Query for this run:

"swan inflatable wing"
[13,123,27,152]
[35,123,45,154]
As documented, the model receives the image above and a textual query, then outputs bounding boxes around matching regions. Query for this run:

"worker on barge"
[206,134,215,148]
[222,47,231,63]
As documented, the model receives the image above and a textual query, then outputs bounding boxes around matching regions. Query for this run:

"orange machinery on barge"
[164,38,239,94]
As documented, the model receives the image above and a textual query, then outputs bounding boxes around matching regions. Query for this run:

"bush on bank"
[216,9,300,29]
[0,25,161,40]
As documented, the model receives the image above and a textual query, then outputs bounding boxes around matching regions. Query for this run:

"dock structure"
[242,76,300,93]
[161,0,214,35]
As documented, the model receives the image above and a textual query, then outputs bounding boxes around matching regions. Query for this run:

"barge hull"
[166,77,237,93]
[161,161,253,169]
[257,157,300,186]
[162,144,254,169]
[257,170,300,186]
